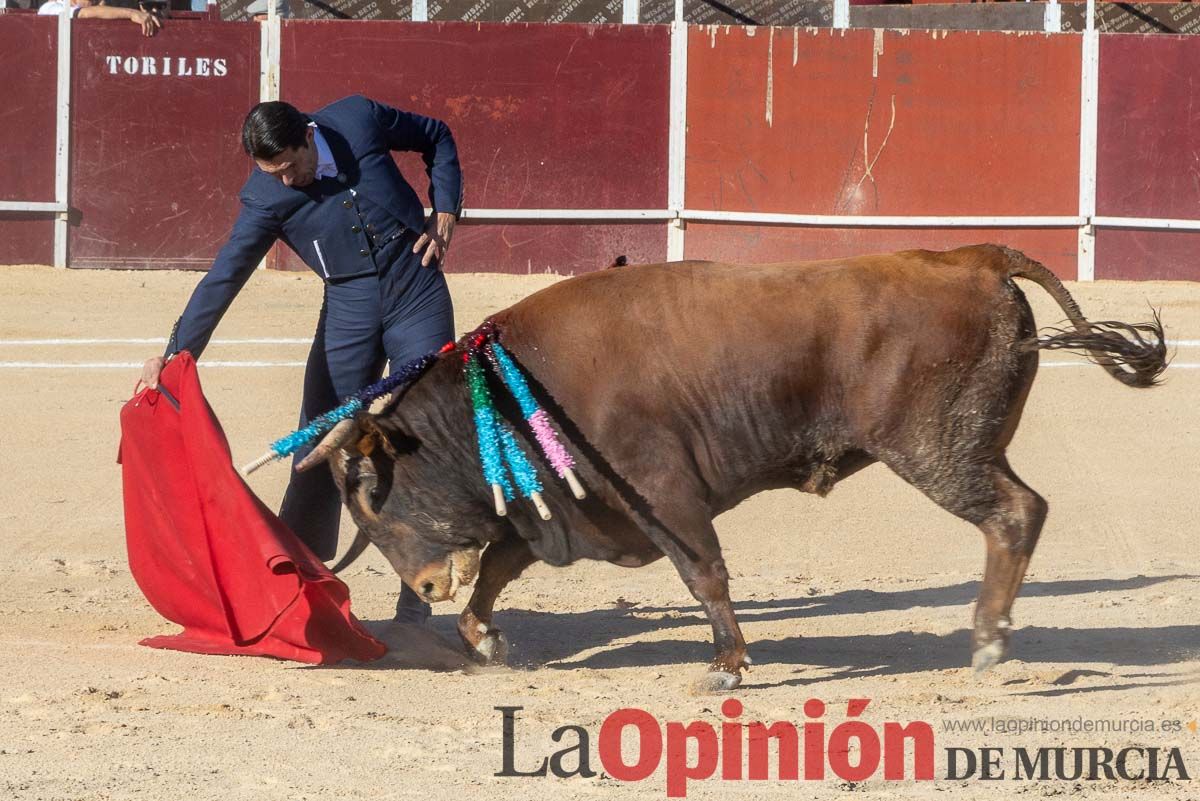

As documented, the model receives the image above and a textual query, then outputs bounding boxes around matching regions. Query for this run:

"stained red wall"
[68,21,260,269]
[686,28,1081,217]
[683,27,1082,277]
[0,16,57,265]
[1095,34,1200,281]
[4,18,1199,281]
[276,20,671,274]
[686,225,1079,278]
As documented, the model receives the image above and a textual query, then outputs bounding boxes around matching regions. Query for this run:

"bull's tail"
[1000,246,1168,387]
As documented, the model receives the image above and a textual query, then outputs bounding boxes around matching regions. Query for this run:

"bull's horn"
[492,484,507,517]
[530,492,552,521]
[327,529,372,574]
[296,418,360,473]
[367,389,400,414]
[563,467,586,500]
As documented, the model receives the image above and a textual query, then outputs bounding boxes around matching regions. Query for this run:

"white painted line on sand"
[0,361,307,369]
[3,338,1198,347]
[0,361,1196,370]
[1039,362,1199,369]
[0,338,312,346]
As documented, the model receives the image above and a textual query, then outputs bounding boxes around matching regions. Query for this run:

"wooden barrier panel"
[1095,229,1200,281]
[277,20,671,274]
[69,21,260,269]
[0,16,57,265]
[684,27,1081,269]
[4,18,1198,280]
[1096,35,1200,281]
[684,225,1079,279]
[449,222,666,274]
[687,28,1082,217]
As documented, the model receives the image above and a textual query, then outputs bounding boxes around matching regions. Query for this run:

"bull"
[299,245,1166,691]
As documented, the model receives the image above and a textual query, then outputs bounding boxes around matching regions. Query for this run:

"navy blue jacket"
[166,94,463,358]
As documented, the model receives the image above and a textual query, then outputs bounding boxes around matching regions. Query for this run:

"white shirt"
[38,1,81,15]
[310,123,338,181]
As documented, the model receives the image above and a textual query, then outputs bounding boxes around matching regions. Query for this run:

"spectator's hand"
[139,356,166,391]
[132,9,161,36]
[413,211,456,268]
[77,4,162,35]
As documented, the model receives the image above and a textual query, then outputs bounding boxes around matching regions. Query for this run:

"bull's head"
[297,414,505,603]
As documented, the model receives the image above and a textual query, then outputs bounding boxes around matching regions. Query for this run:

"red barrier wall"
[1095,34,1200,281]
[1095,229,1200,281]
[685,225,1080,278]
[684,27,1082,276]
[68,21,260,269]
[687,28,1081,216]
[277,20,671,274]
[4,19,1198,281]
[0,16,57,265]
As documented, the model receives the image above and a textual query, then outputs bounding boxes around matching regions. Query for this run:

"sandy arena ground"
[0,263,1198,800]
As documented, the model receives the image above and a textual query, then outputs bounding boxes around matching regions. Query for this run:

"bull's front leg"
[458,536,536,665]
[682,559,752,693]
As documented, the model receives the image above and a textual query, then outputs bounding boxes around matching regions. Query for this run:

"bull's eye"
[365,480,389,513]
[346,454,391,515]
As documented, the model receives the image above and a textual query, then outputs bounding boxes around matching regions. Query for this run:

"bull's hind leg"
[889,455,1047,671]
[458,536,537,665]
[968,459,1047,672]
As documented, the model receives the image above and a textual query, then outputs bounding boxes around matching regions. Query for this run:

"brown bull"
[300,244,1166,691]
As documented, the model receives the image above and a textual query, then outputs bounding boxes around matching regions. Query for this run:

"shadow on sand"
[345,574,1200,686]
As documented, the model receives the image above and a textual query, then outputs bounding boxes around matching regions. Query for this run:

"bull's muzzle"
[411,548,481,603]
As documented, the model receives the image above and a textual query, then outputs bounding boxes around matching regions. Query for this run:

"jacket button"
[351,225,362,233]
[360,249,369,257]
[366,223,376,232]
[343,200,353,209]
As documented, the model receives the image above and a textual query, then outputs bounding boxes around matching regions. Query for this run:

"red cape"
[118,352,386,664]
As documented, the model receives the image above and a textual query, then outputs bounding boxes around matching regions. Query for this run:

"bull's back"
[493,247,1026,493]
[501,248,1012,388]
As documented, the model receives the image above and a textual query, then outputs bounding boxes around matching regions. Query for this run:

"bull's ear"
[356,414,417,461]
[356,415,394,460]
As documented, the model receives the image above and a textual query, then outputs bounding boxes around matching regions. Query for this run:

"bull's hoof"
[692,670,741,694]
[971,639,1008,674]
[471,627,509,666]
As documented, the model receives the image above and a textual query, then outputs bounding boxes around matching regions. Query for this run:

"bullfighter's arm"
[163,195,280,360]
[368,98,464,219]
[367,98,464,267]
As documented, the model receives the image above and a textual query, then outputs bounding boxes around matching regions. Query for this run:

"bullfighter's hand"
[413,211,456,268]
[139,356,165,391]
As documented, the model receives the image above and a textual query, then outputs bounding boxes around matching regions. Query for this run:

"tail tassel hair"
[1032,310,1168,387]
[1000,246,1168,389]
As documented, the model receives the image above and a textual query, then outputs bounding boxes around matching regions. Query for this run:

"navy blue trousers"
[278,251,454,610]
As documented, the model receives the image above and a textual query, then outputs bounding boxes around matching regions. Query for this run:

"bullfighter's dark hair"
[241,101,310,159]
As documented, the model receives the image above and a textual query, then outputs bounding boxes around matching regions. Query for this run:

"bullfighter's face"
[255,126,319,188]
[325,417,498,604]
